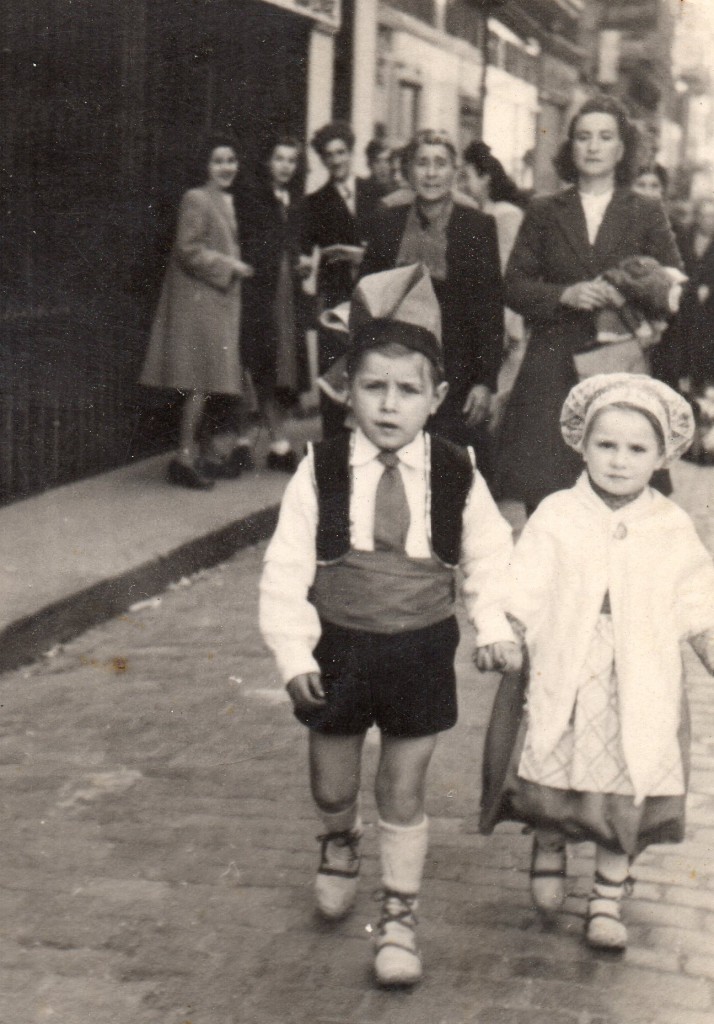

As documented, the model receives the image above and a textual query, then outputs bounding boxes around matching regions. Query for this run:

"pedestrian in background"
[362,138,393,210]
[631,162,669,203]
[260,265,519,987]
[302,121,372,436]
[482,373,714,952]
[460,140,527,429]
[140,132,254,489]
[495,95,682,513]
[629,162,684,390]
[237,135,312,474]
[676,195,714,389]
[360,129,504,476]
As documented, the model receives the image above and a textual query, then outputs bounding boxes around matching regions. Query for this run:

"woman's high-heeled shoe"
[167,458,215,490]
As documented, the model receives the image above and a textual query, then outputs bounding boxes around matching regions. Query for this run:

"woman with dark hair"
[495,96,682,511]
[140,132,254,488]
[238,135,311,472]
[359,129,504,472]
[632,163,669,202]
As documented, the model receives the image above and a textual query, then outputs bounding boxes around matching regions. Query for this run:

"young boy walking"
[259,264,520,986]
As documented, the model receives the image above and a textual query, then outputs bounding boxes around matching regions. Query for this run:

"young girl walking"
[481,372,714,950]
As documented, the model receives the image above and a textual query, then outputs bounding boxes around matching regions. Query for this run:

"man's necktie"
[373,452,410,552]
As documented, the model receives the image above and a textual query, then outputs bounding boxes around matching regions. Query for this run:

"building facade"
[1,0,341,503]
[338,0,590,192]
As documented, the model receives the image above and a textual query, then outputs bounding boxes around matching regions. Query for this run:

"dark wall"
[0,0,310,502]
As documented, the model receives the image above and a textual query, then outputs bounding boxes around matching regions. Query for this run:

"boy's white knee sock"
[319,800,362,836]
[378,817,429,894]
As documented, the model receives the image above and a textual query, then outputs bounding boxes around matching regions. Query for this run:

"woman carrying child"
[260,264,520,987]
[482,372,714,950]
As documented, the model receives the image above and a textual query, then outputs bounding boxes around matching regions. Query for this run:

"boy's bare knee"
[375,776,424,825]
[312,785,358,814]
[309,733,363,811]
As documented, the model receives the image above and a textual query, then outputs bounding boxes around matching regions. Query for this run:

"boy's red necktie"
[373,452,410,552]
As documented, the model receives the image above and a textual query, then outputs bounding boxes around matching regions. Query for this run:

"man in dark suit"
[303,121,376,435]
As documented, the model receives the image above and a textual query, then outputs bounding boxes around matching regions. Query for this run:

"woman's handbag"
[573,338,650,381]
[479,664,528,835]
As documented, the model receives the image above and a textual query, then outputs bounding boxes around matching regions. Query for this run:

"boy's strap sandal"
[374,889,422,987]
[585,871,633,951]
[314,829,362,921]
[529,836,567,915]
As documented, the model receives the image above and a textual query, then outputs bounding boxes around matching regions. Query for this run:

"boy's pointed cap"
[320,264,442,365]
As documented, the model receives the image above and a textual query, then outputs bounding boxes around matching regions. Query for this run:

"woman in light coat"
[140,133,254,489]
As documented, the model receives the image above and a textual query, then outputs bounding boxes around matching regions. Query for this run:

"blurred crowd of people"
[139,98,714,492]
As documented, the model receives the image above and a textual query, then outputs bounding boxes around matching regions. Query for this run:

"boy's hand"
[473,641,523,673]
[286,672,326,710]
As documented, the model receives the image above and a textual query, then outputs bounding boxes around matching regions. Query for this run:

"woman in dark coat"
[495,96,682,511]
[239,136,311,472]
[676,196,714,390]
[360,129,504,474]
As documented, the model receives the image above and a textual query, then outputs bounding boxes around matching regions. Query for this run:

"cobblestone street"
[2,484,714,1023]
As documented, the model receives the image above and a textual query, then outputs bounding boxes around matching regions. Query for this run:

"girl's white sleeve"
[259,455,322,684]
[505,508,558,633]
[459,471,516,646]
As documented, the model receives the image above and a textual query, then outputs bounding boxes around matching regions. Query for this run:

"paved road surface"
[1,533,713,1023]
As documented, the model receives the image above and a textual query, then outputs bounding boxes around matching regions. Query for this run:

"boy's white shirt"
[260,428,516,684]
[508,472,714,804]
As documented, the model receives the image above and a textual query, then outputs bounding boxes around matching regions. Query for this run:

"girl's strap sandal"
[585,871,633,951]
[529,837,567,914]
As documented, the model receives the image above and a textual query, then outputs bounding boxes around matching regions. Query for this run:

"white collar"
[578,188,613,208]
[350,428,426,470]
[334,176,356,198]
[575,471,656,522]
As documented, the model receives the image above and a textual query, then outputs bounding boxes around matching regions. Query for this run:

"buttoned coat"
[495,186,682,507]
[239,182,308,394]
[359,200,504,399]
[507,474,714,804]
[302,177,375,308]
[140,185,244,394]
[675,225,714,385]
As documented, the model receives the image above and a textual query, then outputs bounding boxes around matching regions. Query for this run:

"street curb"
[0,504,279,675]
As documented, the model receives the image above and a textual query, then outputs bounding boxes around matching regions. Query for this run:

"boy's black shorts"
[295,615,459,738]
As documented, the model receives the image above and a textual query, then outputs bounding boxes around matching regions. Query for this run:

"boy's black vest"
[310,432,475,634]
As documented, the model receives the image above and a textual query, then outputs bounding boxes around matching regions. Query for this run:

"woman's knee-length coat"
[495,186,682,508]
[140,184,244,395]
[360,200,504,403]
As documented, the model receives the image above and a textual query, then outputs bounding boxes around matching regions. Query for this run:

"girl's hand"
[286,672,326,710]
[473,642,523,673]
[560,279,620,311]
[233,260,254,279]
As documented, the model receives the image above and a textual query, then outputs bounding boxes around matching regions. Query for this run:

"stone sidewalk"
[0,417,318,673]
[1,520,713,1024]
